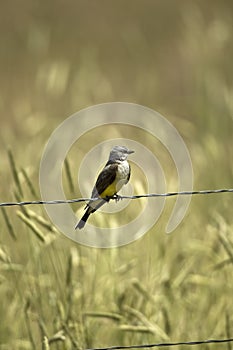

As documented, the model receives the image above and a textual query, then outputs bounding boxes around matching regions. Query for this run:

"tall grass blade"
[7,148,23,197]
[17,211,46,243]
[64,158,75,194]
[1,207,17,240]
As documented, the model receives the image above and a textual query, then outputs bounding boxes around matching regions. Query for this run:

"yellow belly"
[100,180,117,198]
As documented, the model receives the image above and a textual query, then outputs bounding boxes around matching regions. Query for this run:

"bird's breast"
[116,161,130,182]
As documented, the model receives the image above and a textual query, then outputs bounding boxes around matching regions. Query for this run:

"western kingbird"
[75,145,134,229]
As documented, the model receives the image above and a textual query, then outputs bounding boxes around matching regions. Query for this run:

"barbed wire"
[0,188,233,208]
[85,337,233,350]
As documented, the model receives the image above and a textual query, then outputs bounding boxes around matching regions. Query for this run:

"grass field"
[0,1,233,349]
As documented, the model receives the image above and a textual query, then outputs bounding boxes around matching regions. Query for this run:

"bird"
[75,145,134,229]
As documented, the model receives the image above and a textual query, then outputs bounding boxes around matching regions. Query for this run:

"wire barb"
[0,188,233,207]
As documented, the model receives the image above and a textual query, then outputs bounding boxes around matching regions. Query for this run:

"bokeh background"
[1,1,233,349]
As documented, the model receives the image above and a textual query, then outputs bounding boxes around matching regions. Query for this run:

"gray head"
[109,145,134,161]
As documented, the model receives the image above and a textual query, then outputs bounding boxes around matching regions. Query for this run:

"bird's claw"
[113,194,122,202]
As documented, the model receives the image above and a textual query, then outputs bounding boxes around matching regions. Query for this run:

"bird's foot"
[112,194,122,202]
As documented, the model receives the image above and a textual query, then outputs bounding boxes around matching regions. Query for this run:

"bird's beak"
[127,149,134,154]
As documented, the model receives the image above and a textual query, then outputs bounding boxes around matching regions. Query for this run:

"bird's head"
[109,145,134,161]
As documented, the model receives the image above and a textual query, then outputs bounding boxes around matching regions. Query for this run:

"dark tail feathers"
[75,209,91,230]
[75,198,108,230]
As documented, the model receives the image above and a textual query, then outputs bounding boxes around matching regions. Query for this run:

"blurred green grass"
[0,1,233,349]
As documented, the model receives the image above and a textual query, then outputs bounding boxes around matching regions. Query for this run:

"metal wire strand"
[0,188,233,207]
[85,337,233,350]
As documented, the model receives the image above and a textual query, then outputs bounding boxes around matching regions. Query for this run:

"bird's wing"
[127,163,131,182]
[91,163,118,198]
